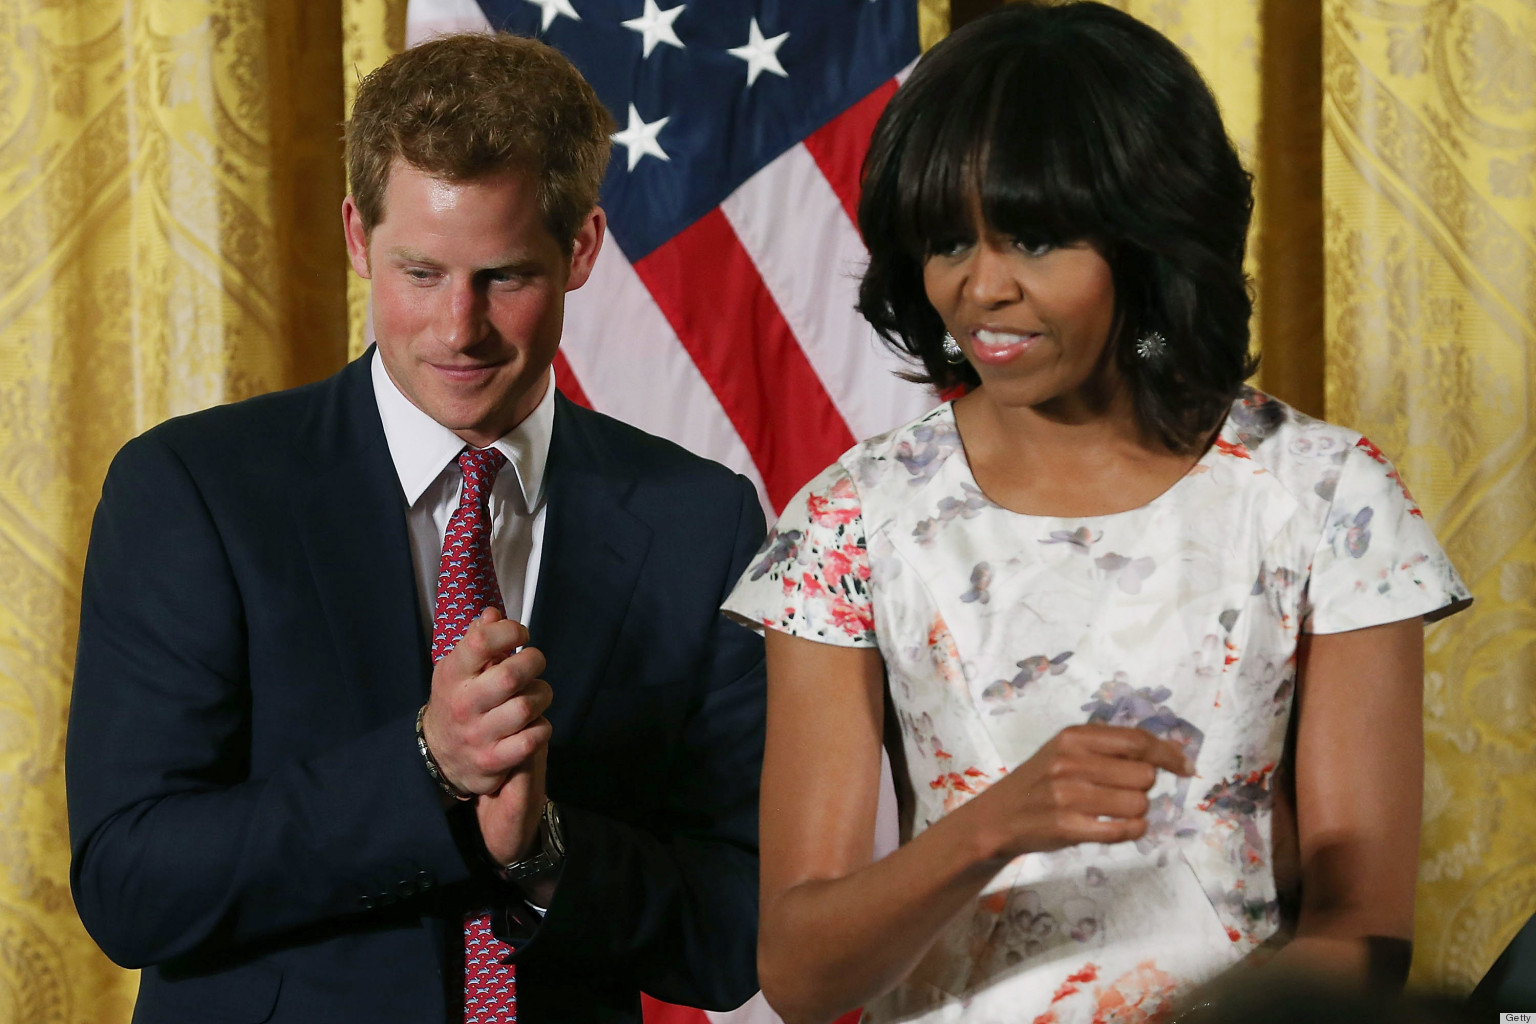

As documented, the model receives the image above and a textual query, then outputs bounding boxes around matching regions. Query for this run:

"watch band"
[498,799,566,883]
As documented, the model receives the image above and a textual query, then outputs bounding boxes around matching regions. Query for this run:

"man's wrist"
[416,704,473,801]
[496,799,565,883]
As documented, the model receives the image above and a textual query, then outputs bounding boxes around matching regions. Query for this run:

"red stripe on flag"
[634,209,856,511]
[803,79,900,228]
[641,995,865,1024]
[551,349,592,408]
[640,994,710,1024]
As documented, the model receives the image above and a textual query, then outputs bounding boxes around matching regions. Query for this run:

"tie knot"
[457,446,508,499]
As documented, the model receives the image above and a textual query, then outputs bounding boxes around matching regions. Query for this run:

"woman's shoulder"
[836,400,962,491]
[1225,386,1363,452]
[1220,386,1371,511]
[770,400,959,541]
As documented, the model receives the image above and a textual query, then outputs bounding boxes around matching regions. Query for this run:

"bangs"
[892,39,1114,257]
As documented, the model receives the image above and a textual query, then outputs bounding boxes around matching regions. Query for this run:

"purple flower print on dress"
[1082,676,1205,852]
[1094,552,1157,594]
[1080,676,1197,742]
[748,527,802,581]
[894,419,961,485]
[1002,890,1060,961]
[1325,506,1374,559]
[1230,390,1285,449]
[981,651,1073,708]
[1062,896,1104,944]
[1344,507,1373,558]
[912,483,990,545]
[1251,563,1301,623]
[1199,763,1282,936]
[1039,526,1101,553]
[961,562,992,604]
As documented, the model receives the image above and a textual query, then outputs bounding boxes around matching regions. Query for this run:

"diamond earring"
[1134,330,1167,361]
[941,331,965,364]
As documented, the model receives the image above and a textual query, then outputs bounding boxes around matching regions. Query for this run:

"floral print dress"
[722,388,1470,1024]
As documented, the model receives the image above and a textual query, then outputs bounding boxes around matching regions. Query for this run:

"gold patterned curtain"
[0,0,349,1016]
[1321,0,1536,991]
[0,1,1529,1018]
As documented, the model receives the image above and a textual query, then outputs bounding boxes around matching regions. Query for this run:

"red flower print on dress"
[807,475,861,526]
[1089,960,1180,1024]
[1213,438,1252,460]
[1354,437,1388,464]
[822,548,853,581]
[1355,438,1424,518]
[828,598,874,635]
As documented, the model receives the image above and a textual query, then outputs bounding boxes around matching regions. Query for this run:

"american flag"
[406,0,935,519]
[403,2,915,1020]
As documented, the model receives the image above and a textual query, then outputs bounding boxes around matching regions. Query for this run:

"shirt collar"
[371,348,555,513]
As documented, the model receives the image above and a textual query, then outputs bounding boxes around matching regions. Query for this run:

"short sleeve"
[721,461,877,647]
[1303,436,1472,634]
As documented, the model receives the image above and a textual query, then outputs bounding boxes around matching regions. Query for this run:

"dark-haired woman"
[722,3,1471,1023]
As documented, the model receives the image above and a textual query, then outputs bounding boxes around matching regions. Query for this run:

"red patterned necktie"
[430,446,518,1023]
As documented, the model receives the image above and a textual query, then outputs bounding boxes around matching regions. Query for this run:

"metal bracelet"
[415,704,473,801]
[497,799,566,883]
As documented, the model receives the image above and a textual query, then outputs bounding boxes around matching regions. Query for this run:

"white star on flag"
[728,17,789,87]
[611,104,671,170]
[524,0,579,31]
[622,0,686,59]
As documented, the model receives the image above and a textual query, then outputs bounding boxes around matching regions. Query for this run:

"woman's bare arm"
[1269,616,1425,985]
[757,630,1190,1024]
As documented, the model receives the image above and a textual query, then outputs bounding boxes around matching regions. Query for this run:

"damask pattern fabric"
[724,389,1470,1022]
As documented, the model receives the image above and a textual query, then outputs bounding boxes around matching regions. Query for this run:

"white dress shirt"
[371,349,553,636]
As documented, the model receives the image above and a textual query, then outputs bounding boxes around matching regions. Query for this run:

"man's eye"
[405,267,436,281]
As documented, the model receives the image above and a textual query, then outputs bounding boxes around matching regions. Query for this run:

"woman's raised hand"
[962,724,1194,864]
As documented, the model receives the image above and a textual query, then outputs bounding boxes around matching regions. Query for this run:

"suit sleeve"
[67,433,477,969]
[506,472,768,1012]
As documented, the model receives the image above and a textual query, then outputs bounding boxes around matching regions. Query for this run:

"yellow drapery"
[0,1,1529,1018]
[0,0,348,1017]
[1322,0,1536,990]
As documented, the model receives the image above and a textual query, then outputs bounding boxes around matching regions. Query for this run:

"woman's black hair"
[857,0,1257,453]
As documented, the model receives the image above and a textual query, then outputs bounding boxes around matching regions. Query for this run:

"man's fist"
[420,608,554,796]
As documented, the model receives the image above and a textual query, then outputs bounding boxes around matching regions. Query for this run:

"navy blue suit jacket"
[67,352,767,1023]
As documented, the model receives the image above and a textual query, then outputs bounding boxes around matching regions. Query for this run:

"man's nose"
[437,278,489,349]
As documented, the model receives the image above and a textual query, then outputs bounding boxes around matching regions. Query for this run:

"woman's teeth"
[975,329,1035,347]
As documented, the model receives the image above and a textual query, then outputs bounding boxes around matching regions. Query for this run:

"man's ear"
[564,206,607,292]
[341,196,373,279]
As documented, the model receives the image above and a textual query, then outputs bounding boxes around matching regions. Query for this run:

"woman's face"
[923,222,1119,413]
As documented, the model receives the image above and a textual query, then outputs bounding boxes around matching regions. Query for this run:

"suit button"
[380,892,399,906]
[359,895,377,910]
[416,870,433,889]
[400,880,417,897]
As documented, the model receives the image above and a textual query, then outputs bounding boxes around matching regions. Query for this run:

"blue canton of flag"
[476,0,917,259]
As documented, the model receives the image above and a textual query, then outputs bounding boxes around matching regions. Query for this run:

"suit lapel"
[527,395,651,738]
[290,351,431,726]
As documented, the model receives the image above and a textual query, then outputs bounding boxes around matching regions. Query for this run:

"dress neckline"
[937,396,1237,523]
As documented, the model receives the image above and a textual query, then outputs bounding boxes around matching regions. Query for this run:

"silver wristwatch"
[497,799,566,883]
